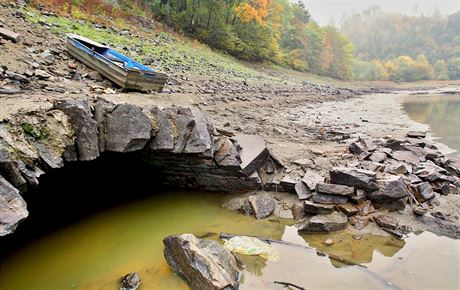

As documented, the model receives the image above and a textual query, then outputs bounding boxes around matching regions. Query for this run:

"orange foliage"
[235,0,270,25]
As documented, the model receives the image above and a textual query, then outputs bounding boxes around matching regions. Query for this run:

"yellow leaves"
[235,0,270,25]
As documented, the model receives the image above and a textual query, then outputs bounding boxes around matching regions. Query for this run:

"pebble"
[323,239,334,246]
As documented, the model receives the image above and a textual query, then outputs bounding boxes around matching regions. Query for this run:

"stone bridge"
[0,98,282,236]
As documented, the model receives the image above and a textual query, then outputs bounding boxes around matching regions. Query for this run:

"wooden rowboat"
[66,34,167,92]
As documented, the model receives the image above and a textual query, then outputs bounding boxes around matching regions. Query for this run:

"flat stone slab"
[312,192,348,204]
[232,135,269,176]
[295,181,312,200]
[316,183,354,196]
[298,212,348,233]
[337,204,359,216]
[304,200,334,214]
[367,176,409,203]
[302,170,324,190]
[330,167,378,191]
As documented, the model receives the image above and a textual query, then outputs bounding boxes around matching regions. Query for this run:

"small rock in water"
[323,239,334,246]
[120,272,142,290]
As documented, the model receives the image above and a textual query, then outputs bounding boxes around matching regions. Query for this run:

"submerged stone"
[298,212,348,233]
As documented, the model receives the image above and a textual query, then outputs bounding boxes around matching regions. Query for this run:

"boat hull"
[66,36,167,92]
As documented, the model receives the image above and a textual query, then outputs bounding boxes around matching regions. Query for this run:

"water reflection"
[403,94,460,156]
[300,231,406,266]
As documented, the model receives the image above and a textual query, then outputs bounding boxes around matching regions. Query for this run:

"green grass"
[20,6,302,84]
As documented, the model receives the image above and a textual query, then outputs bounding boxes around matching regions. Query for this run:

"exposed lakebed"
[0,190,459,290]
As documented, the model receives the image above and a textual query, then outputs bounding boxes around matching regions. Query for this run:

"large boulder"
[298,211,348,233]
[0,175,28,236]
[105,104,152,152]
[330,167,378,191]
[367,176,409,203]
[163,234,240,290]
[53,100,99,161]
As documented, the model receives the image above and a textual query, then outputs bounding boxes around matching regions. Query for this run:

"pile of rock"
[288,132,460,235]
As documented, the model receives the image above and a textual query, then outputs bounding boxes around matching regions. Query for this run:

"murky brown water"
[0,191,459,290]
[403,94,460,157]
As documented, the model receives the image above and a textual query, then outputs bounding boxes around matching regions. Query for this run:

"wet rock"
[316,183,354,196]
[418,215,460,239]
[374,215,398,230]
[120,273,142,290]
[301,170,324,190]
[312,192,347,204]
[222,197,245,212]
[0,175,28,236]
[367,176,409,203]
[439,183,459,195]
[295,181,312,200]
[304,200,334,214]
[53,100,99,161]
[330,167,378,191]
[337,204,359,216]
[105,104,151,152]
[245,194,275,219]
[163,234,240,290]
[291,202,305,219]
[298,212,348,233]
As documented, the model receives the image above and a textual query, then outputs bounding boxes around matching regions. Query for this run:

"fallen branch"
[274,280,306,290]
[220,232,366,268]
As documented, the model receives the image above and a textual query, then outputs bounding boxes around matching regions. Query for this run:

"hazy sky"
[302,0,460,26]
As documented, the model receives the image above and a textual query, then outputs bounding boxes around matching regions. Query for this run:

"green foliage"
[434,60,449,80]
[146,0,354,79]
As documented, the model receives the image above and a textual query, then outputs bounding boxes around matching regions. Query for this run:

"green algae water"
[403,94,460,157]
[0,191,459,290]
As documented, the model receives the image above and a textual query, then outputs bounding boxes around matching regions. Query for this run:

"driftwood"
[220,232,366,268]
[274,281,306,290]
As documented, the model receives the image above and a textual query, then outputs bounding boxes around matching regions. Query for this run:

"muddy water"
[0,191,459,290]
[403,94,460,157]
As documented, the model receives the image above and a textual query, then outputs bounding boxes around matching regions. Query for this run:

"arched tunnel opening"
[0,152,171,257]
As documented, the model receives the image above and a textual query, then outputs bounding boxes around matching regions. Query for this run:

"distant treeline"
[341,7,460,81]
[148,0,353,80]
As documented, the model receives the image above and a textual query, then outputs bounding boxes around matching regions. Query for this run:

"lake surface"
[403,94,460,157]
[1,191,459,290]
